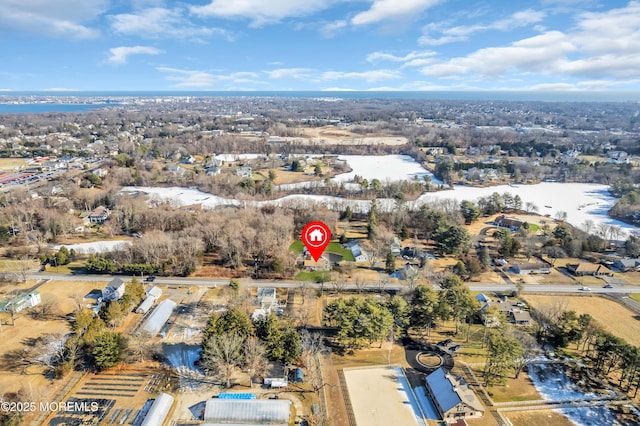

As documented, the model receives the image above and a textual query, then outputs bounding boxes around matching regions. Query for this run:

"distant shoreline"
[1,90,640,102]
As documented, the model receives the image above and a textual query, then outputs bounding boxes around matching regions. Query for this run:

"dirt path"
[320,354,349,426]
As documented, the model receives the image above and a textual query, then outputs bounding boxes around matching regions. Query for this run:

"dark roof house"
[425,367,484,423]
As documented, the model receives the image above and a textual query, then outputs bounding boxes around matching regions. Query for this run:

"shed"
[146,286,163,300]
[136,297,155,315]
[141,299,176,335]
[140,393,174,426]
[204,399,291,425]
[293,368,304,383]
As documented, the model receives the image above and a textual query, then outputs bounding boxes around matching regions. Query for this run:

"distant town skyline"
[1,0,639,92]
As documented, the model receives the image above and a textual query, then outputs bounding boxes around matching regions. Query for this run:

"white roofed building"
[140,299,176,335]
[140,393,174,426]
[204,399,291,425]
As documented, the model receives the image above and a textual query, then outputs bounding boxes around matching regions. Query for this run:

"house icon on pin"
[309,229,324,242]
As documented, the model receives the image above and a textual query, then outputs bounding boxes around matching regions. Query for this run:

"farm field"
[523,294,640,346]
[503,410,575,426]
[0,157,29,171]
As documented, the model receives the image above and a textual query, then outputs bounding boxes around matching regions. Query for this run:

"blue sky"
[1,0,639,91]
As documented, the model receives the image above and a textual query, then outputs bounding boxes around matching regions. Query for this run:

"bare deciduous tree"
[201,332,245,388]
[244,336,268,387]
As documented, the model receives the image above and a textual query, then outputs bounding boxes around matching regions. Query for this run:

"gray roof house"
[425,367,484,423]
[102,278,125,302]
[613,258,639,272]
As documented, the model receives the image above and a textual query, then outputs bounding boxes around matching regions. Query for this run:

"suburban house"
[102,277,126,302]
[301,255,331,271]
[495,215,523,231]
[0,291,41,313]
[88,206,110,224]
[566,262,613,277]
[512,310,533,326]
[346,241,369,263]
[512,262,551,275]
[402,263,420,280]
[476,294,531,327]
[257,288,278,311]
[236,166,252,178]
[424,367,485,423]
[613,258,640,272]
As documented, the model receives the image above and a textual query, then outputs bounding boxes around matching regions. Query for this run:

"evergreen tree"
[93,332,128,370]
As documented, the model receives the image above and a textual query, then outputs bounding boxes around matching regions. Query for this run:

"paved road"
[24,272,640,294]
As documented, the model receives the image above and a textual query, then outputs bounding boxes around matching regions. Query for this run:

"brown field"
[503,410,575,426]
[524,294,640,346]
[0,157,29,171]
[0,279,105,394]
[286,126,409,145]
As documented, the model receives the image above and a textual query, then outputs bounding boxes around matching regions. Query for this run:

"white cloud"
[352,0,441,26]
[110,7,229,40]
[423,31,576,78]
[157,67,262,88]
[366,50,436,66]
[320,70,402,82]
[108,46,162,64]
[264,68,315,79]
[320,20,347,37]
[421,2,640,83]
[190,0,338,26]
[419,9,545,45]
[0,0,107,38]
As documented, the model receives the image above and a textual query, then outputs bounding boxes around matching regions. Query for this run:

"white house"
[88,206,110,224]
[0,291,41,313]
[102,278,126,302]
[346,241,369,263]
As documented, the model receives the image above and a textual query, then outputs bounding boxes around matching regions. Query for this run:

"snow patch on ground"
[331,155,441,184]
[121,180,640,237]
[528,363,620,426]
[52,240,131,254]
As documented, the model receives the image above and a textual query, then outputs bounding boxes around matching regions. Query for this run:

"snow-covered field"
[213,153,264,161]
[121,181,639,238]
[331,155,441,184]
[276,155,441,191]
[418,182,637,237]
[528,363,620,426]
[52,240,131,254]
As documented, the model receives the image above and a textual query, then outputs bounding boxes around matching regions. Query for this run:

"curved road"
[24,272,640,294]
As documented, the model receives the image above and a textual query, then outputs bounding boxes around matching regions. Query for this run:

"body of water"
[0,103,111,113]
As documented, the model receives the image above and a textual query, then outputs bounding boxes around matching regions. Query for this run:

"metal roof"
[141,299,176,335]
[204,399,291,425]
[426,367,461,413]
[140,393,174,426]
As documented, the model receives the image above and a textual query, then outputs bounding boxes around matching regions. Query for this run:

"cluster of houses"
[476,294,532,327]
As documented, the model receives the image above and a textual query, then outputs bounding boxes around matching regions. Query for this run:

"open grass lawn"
[524,294,640,347]
[44,260,86,274]
[295,270,330,282]
[631,293,640,302]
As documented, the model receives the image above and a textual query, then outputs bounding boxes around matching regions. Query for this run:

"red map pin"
[301,221,331,261]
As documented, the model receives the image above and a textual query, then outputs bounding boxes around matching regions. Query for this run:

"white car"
[579,286,591,291]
